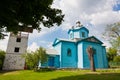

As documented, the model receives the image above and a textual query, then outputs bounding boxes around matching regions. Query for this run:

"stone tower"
[3,32,28,70]
[3,28,33,70]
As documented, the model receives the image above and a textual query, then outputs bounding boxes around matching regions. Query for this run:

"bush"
[23,47,47,71]
[0,50,5,70]
[113,56,120,62]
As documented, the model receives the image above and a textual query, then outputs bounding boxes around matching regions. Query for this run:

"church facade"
[41,23,108,69]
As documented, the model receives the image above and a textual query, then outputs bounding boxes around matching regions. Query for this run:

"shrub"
[0,50,5,70]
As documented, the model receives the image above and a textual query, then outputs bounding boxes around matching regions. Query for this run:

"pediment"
[84,36,103,44]
[53,38,60,46]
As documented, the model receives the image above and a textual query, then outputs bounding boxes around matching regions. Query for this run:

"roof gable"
[53,38,77,46]
[53,38,60,46]
[80,36,103,44]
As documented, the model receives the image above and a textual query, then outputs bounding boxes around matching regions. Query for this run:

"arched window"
[67,48,71,56]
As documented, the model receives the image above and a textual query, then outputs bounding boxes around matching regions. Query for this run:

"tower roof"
[68,26,89,34]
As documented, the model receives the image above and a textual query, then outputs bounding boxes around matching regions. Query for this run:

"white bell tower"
[3,28,33,70]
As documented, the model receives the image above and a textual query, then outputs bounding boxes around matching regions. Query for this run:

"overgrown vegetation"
[104,22,120,67]
[23,47,47,71]
[107,47,117,62]
[0,50,5,70]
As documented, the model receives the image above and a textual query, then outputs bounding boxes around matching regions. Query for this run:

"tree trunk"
[90,56,96,72]
[87,46,96,72]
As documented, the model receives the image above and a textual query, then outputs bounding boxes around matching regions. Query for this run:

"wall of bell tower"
[3,32,29,70]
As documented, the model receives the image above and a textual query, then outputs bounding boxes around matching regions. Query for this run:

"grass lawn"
[0,69,120,80]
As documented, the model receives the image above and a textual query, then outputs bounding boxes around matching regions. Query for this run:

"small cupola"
[68,21,89,40]
[76,21,82,27]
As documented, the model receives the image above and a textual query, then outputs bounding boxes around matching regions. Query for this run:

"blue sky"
[0,0,120,51]
[113,0,120,11]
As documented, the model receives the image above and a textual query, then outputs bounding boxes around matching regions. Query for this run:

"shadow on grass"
[51,73,120,80]
[0,70,15,73]
[0,70,24,75]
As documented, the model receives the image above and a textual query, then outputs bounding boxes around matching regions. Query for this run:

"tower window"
[16,38,21,42]
[70,33,72,39]
[67,48,71,56]
[82,32,85,37]
[14,47,20,52]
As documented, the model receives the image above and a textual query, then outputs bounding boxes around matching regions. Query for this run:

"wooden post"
[86,46,96,72]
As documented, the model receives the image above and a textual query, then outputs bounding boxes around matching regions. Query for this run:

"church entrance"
[48,56,54,67]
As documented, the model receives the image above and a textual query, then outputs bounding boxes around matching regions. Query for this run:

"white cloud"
[28,26,59,41]
[0,34,9,51]
[51,0,120,48]
[30,0,118,44]
[52,0,119,30]
[38,41,54,49]
[0,38,8,51]
[46,42,54,49]
[27,42,39,52]
[0,0,119,50]
[29,29,47,40]
[27,41,54,52]
[90,11,120,26]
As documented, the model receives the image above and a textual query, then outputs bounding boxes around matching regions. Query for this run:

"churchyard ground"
[0,69,120,80]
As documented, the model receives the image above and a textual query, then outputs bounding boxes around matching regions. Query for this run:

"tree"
[110,37,120,50]
[107,47,117,62]
[104,22,120,54]
[0,50,6,70]
[86,46,96,72]
[113,56,120,62]
[104,22,120,39]
[0,0,64,38]
[23,47,47,71]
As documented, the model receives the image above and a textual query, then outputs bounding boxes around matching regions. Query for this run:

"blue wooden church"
[41,22,108,69]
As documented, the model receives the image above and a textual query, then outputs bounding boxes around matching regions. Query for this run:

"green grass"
[0,69,120,80]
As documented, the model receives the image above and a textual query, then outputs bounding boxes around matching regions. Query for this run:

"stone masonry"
[3,32,28,70]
